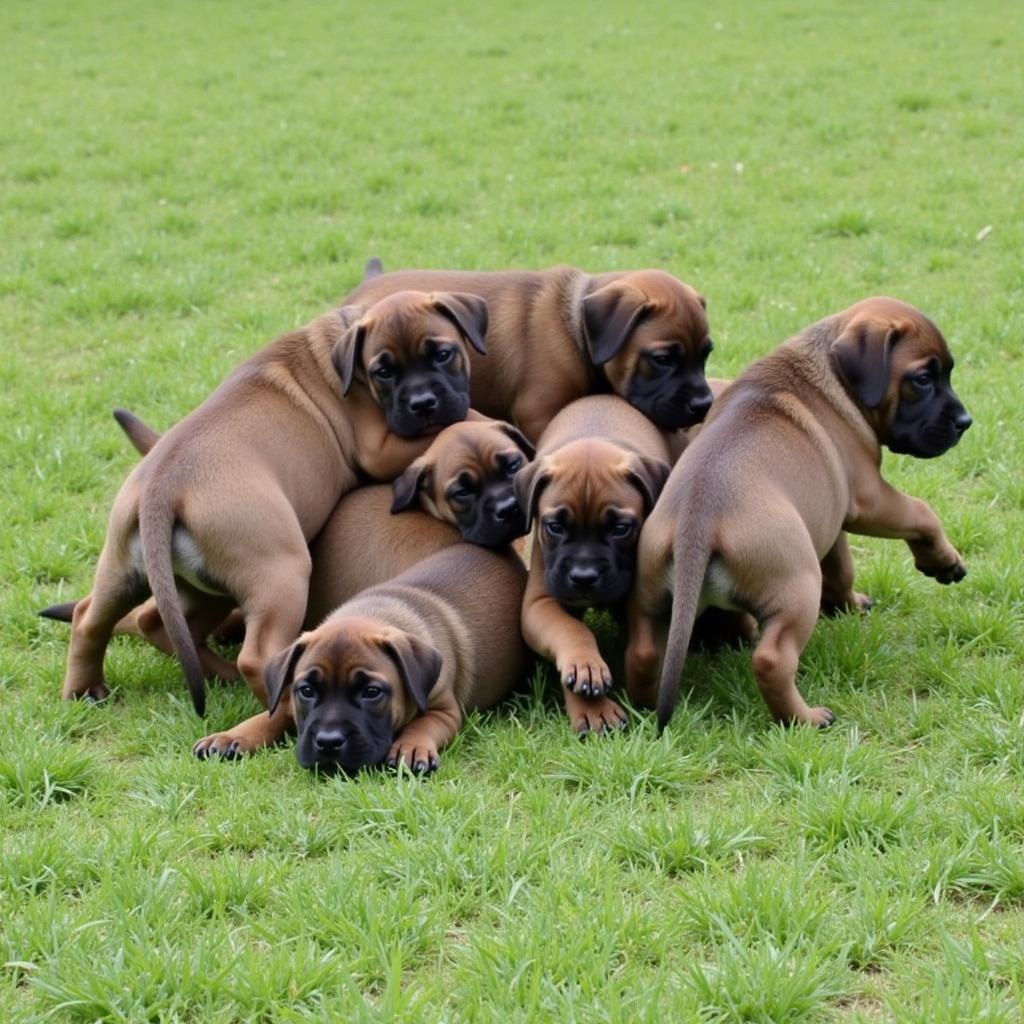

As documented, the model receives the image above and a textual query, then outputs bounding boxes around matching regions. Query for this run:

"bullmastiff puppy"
[346,263,714,440]
[391,419,535,546]
[43,414,533,690]
[60,288,488,761]
[513,395,673,734]
[262,534,529,774]
[626,297,972,728]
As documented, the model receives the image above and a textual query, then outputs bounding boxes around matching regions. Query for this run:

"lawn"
[2,0,1024,1020]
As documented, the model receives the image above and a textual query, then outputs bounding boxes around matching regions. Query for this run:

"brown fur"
[48,418,524,697]
[263,537,528,772]
[515,395,675,734]
[627,298,970,728]
[60,292,482,759]
[347,266,710,440]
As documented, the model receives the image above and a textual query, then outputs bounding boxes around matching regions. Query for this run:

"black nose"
[567,566,601,590]
[314,729,347,752]
[493,495,519,521]
[687,392,713,419]
[407,392,438,415]
[953,409,972,434]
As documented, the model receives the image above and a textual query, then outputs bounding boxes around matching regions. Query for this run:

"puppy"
[514,395,672,734]
[44,413,531,687]
[263,539,528,774]
[347,264,714,440]
[627,297,972,728]
[61,288,487,761]
[391,419,535,546]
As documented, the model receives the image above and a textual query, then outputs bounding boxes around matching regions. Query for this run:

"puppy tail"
[38,600,77,623]
[362,256,384,281]
[113,409,161,457]
[138,497,206,716]
[656,515,712,732]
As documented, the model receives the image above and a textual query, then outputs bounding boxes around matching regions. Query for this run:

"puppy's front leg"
[819,533,873,614]
[521,546,611,699]
[849,480,965,584]
[386,699,463,775]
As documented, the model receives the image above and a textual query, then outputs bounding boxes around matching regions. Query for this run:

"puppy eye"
[434,347,454,365]
[451,480,477,501]
[372,364,394,381]
[296,682,317,700]
[544,520,565,538]
[362,684,385,701]
[506,457,523,475]
[912,370,933,389]
[702,339,714,360]
[609,521,633,539]
[647,350,675,368]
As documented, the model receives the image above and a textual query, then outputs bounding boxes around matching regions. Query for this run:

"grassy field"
[3,0,1024,1019]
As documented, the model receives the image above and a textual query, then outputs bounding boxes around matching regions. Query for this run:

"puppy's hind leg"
[62,540,147,702]
[193,550,311,758]
[750,563,833,728]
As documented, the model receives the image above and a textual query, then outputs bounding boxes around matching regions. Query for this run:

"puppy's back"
[306,486,459,624]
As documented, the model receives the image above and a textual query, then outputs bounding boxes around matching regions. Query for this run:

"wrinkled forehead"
[849,299,952,367]
[431,424,518,476]
[541,445,645,522]
[628,272,707,333]
[300,620,393,680]
[364,294,454,349]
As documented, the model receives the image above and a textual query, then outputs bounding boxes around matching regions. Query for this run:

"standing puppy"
[514,396,672,734]
[628,298,972,727]
[263,540,528,774]
[347,265,714,440]
[45,416,533,680]
[61,289,487,759]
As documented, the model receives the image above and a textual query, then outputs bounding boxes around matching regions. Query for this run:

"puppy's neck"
[564,271,593,359]
[787,322,880,456]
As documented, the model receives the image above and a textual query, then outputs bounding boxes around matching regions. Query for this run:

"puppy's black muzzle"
[546,556,631,609]
[630,374,713,430]
[387,378,470,438]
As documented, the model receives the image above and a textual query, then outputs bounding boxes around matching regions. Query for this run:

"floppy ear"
[380,633,443,714]
[264,640,308,716]
[391,461,431,512]
[497,422,536,460]
[330,307,368,395]
[432,292,488,355]
[582,282,653,366]
[831,320,901,410]
[513,458,552,532]
[624,455,671,513]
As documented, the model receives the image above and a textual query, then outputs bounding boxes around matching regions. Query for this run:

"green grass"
[2,0,1023,1020]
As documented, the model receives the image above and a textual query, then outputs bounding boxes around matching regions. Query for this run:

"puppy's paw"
[915,550,966,585]
[792,706,835,729]
[558,653,612,698]
[193,731,253,760]
[930,558,966,585]
[821,591,873,616]
[62,680,111,702]
[386,740,440,775]
[568,695,628,737]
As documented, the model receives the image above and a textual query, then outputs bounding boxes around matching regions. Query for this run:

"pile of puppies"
[44,259,972,774]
